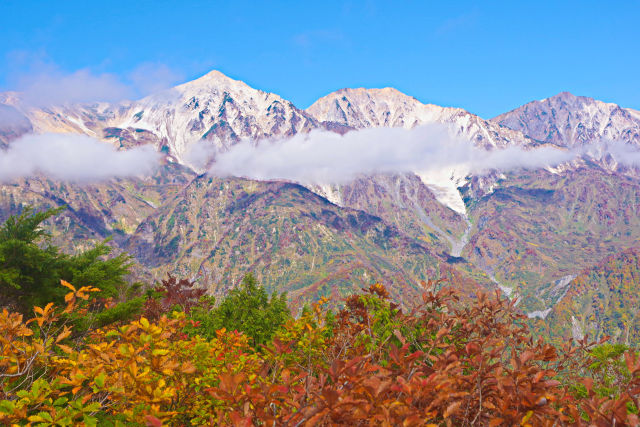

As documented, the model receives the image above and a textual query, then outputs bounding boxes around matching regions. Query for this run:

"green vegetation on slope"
[0,206,132,312]
[543,247,640,343]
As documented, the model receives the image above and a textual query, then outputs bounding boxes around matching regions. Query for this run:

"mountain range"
[1,70,639,338]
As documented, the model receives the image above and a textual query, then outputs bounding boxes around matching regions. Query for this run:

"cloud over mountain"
[208,124,575,184]
[0,133,161,182]
[584,140,640,167]
[9,62,183,107]
[15,69,132,107]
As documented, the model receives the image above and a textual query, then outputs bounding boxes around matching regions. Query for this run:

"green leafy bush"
[186,273,290,346]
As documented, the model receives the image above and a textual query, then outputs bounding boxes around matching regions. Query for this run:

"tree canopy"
[0,206,131,312]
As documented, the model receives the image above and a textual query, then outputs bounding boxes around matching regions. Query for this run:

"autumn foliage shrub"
[1,280,640,426]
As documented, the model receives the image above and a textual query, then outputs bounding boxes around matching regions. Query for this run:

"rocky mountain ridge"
[493,91,640,148]
[2,71,640,339]
[2,70,540,158]
[307,87,533,149]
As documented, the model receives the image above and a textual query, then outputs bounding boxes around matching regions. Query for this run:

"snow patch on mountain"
[527,308,552,320]
[312,183,344,206]
[417,168,468,215]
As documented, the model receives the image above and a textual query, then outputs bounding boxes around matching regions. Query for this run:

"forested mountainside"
[2,70,640,339]
[542,247,640,343]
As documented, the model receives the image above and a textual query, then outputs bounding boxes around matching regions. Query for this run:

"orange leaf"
[61,280,76,292]
[56,327,72,343]
[180,362,196,374]
[444,400,463,418]
[57,344,73,354]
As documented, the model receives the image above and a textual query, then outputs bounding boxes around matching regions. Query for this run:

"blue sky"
[1,1,638,118]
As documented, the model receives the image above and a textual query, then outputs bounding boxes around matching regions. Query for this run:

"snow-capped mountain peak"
[118,69,319,158]
[306,87,446,129]
[306,86,532,149]
[493,92,640,147]
[171,70,262,99]
[2,70,320,162]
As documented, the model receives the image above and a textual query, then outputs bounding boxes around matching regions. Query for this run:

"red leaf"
[144,415,163,427]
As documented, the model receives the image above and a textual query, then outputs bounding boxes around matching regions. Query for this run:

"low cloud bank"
[11,63,183,107]
[17,69,132,107]
[205,125,576,184]
[584,140,640,167]
[0,104,31,128]
[0,133,161,182]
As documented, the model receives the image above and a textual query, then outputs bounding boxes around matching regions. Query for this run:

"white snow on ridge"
[424,182,466,216]
[527,308,552,319]
[417,168,468,215]
[306,87,532,150]
[494,92,640,148]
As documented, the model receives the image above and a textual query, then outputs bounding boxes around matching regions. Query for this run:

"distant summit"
[2,71,640,342]
[493,92,640,147]
[306,86,530,149]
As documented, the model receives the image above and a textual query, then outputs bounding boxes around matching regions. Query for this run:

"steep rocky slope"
[2,75,640,340]
[493,92,640,147]
[1,71,319,162]
[122,175,488,309]
[304,87,541,257]
[542,247,640,343]
[0,104,32,147]
[0,163,195,253]
[462,166,640,313]
[307,87,533,149]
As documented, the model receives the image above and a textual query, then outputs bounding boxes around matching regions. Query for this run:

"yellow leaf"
[57,344,73,354]
[140,317,150,329]
[180,362,196,374]
[128,363,138,377]
[61,280,76,292]
[44,302,54,314]
[521,411,533,425]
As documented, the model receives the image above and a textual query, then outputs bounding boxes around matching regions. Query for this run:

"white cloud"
[10,60,183,107]
[583,139,640,167]
[0,104,30,128]
[0,133,161,182]
[127,63,183,98]
[184,139,218,171]
[208,124,576,184]
[16,69,133,107]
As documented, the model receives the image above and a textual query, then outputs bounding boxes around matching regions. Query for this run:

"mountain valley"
[1,71,640,339]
